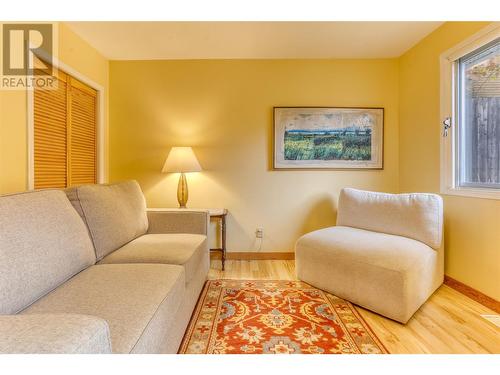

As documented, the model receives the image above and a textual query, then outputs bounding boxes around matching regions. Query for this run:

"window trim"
[440,23,500,200]
[26,51,105,190]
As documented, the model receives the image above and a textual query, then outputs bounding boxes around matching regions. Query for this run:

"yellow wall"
[109,59,400,252]
[2,21,496,300]
[0,22,109,194]
[399,22,500,300]
[0,84,26,193]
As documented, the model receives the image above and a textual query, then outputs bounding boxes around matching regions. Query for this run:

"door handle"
[443,117,451,137]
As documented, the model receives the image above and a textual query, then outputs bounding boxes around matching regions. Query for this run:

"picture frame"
[273,106,384,170]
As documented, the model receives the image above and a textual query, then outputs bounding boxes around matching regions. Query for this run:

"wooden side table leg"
[221,215,226,271]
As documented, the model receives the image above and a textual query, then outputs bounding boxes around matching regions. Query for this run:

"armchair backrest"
[337,188,443,249]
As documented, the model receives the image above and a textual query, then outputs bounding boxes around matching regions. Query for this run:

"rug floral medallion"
[179,280,388,354]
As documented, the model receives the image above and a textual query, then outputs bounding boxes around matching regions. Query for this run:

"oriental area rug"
[179,280,388,354]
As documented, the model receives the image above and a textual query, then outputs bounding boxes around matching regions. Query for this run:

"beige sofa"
[0,180,209,353]
[295,188,444,323]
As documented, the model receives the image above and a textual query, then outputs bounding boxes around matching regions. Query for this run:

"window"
[457,40,500,189]
[33,68,98,189]
[440,24,500,199]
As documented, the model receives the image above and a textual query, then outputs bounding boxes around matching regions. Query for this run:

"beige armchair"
[295,188,444,323]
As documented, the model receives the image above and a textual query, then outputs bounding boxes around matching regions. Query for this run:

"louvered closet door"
[33,69,98,189]
[68,78,97,186]
[33,71,68,189]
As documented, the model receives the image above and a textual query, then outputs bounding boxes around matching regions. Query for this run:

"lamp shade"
[162,147,202,173]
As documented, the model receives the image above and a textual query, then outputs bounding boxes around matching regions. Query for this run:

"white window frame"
[440,22,500,200]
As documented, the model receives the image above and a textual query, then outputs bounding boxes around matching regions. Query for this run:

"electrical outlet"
[255,228,263,238]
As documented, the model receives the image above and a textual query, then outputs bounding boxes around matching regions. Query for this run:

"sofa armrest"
[147,209,210,235]
[0,314,112,354]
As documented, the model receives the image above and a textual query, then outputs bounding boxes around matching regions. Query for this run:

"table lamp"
[162,146,202,208]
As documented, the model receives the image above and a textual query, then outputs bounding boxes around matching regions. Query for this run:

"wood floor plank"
[208,259,500,354]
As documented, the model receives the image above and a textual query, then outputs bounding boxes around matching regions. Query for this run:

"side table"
[209,209,228,271]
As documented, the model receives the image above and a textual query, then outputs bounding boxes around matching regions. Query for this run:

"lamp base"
[177,172,188,208]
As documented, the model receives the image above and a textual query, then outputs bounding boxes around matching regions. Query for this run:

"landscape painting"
[273,107,384,169]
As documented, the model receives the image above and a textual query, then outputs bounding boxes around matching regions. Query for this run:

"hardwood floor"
[208,259,500,354]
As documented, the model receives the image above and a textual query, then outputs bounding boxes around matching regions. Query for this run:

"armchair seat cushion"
[98,234,207,284]
[22,264,185,354]
[295,226,440,323]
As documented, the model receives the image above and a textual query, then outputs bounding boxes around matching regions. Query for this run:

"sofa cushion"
[66,180,149,261]
[99,234,207,284]
[0,190,96,314]
[0,314,111,354]
[337,188,443,249]
[295,226,439,323]
[22,264,185,354]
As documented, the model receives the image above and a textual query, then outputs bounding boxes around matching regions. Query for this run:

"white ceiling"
[65,22,443,60]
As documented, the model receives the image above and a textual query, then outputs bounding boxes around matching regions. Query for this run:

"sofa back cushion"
[0,190,96,314]
[66,180,148,261]
[337,188,443,249]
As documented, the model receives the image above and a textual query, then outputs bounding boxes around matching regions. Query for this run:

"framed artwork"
[273,107,384,170]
